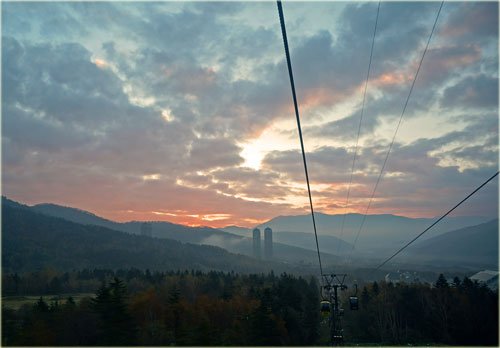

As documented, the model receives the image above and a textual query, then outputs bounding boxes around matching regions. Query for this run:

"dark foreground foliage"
[2,270,498,346]
[344,274,498,346]
[2,270,320,346]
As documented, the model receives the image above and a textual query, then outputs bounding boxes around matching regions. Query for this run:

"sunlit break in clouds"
[2,2,498,228]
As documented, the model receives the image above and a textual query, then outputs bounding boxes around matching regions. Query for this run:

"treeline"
[2,270,320,346]
[2,269,498,346]
[344,274,498,346]
[3,268,196,296]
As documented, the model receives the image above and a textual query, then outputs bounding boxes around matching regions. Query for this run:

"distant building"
[470,270,498,290]
[141,222,152,238]
[264,227,273,260]
[253,228,261,259]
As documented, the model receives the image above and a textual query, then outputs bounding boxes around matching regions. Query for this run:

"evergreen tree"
[34,297,49,312]
[435,274,449,288]
[92,278,136,345]
[452,276,461,288]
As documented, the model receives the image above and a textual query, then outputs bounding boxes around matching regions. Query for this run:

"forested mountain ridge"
[3,197,341,266]
[1,203,290,274]
[30,200,242,244]
[3,196,496,269]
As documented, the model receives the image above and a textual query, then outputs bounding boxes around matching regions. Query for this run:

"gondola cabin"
[349,296,359,310]
[320,300,331,319]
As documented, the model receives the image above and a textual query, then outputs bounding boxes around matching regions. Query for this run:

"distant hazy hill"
[257,213,491,254]
[1,203,287,274]
[274,231,353,254]
[220,227,352,253]
[220,225,251,237]
[405,219,499,268]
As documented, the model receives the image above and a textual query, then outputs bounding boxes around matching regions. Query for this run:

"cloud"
[439,2,498,42]
[261,116,498,217]
[306,108,380,141]
[2,2,498,227]
[210,167,293,200]
[441,74,499,109]
[416,44,482,87]
[188,138,244,171]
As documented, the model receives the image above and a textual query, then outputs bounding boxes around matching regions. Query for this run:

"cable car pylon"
[319,274,344,345]
[320,274,360,346]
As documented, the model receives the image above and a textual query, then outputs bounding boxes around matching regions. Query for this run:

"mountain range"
[251,213,492,256]
[3,199,322,274]
[2,197,341,270]
[2,197,498,271]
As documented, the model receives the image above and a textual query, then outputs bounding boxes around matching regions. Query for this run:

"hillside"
[405,219,499,268]
[221,226,353,254]
[6,197,496,270]
[32,201,241,244]
[23,198,340,264]
[3,197,341,270]
[220,225,251,237]
[274,231,352,254]
[258,213,491,254]
[1,204,287,274]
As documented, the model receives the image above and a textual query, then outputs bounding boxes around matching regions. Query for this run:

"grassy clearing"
[2,293,95,310]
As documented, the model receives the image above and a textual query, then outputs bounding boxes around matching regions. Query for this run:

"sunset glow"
[2,2,498,228]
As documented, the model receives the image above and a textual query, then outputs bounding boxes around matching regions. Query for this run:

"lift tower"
[322,274,347,346]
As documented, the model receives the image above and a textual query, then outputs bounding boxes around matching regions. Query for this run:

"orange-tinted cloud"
[300,87,351,110]
[371,72,412,87]
[93,58,108,68]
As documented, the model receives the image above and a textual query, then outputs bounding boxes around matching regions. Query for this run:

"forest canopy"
[2,269,498,346]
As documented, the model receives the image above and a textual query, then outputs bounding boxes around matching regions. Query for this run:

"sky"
[2,1,499,228]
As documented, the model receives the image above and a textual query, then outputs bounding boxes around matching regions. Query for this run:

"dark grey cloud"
[262,147,358,185]
[442,145,498,166]
[3,37,136,128]
[439,2,498,42]
[438,113,498,147]
[416,44,482,86]
[210,167,292,200]
[212,167,280,184]
[2,36,198,179]
[342,2,437,72]
[441,74,499,109]
[2,103,92,153]
[306,105,381,141]
[188,138,244,171]
[292,1,494,140]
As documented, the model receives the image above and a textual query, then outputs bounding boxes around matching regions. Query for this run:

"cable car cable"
[375,170,499,270]
[337,0,381,256]
[347,0,445,263]
[277,0,323,276]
